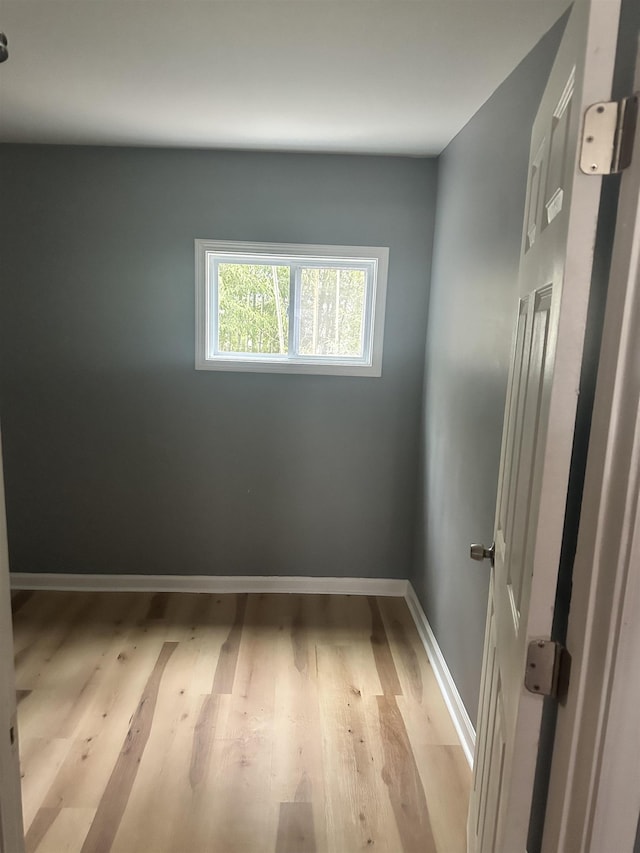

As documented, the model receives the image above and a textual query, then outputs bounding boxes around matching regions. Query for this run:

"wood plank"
[376,694,438,853]
[164,696,233,853]
[290,595,310,676]
[314,596,386,697]
[14,593,96,688]
[109,688,196,853]
[79,642,177,853]
[203,594,278,852]
[40,618,168,810]
[316,643,380,700]
[144,592,169,620]
[207,734,278,853]
[276,802,317,853]
[321,594,373,646]
[189,693,219,790]
[379,597,460,746]
[19,737,75,834]
[221,594,276,735]
[33,808,96,853]
[319,686,401,852]
[11,590,34,615]
[269,596,327,851]
[377,596,423,702]
[25,807,60,853]
[211,593,247,694]
[112,597,222,852]
[188,594,238,696]
[19,594,153,741]
[368,596,402,696]
[161,592,205,642]
[13,591,77,655]
[411,745,470,853]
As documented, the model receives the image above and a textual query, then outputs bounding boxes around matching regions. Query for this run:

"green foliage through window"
[216,263,366,358]
[218,263,290,354]
[298,267,365,357]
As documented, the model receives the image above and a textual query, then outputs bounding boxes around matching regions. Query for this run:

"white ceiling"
[0,0,569,156]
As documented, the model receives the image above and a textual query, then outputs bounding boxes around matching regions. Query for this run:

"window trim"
[195,240,389,376]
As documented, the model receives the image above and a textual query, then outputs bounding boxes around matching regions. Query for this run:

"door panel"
[473,599,506,852]
[543,69,575,228]
[507,286,552,620]
[468,0,621,849]
[500,298,531,550]
[526,142,546,252]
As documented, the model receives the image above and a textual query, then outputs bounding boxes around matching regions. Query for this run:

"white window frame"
[195,240,389,376]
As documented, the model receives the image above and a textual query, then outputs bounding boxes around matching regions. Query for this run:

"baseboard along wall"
[9,572,475,766]
[9,573,407,597]
[404,582,476,767]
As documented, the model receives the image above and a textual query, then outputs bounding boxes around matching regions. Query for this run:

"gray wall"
[0,147,437,577]
[412,21,565,718]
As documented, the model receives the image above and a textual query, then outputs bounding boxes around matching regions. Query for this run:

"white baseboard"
[405,582,476,767]
[9,572,408,598]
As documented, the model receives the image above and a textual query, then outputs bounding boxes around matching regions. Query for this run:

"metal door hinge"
[525,639,570,700]
[580,94,638,175]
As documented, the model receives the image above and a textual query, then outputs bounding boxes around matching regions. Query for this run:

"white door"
[468,0,621,850]
[0,427,24,853]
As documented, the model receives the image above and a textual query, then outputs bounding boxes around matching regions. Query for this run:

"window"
[195,240,389,376]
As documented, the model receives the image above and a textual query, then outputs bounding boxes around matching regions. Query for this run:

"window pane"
[298,267,366,357]
[217,263,290,355]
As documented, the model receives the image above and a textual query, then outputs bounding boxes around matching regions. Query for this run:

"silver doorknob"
[470,542,495,563]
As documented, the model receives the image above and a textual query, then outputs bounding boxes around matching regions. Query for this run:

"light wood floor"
[12,590,470,853]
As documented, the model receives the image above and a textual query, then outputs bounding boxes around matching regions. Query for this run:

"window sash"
[206,253,376,364]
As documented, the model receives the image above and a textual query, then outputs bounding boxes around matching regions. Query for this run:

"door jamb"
[542,54,640,853]
[0,428,25,853]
